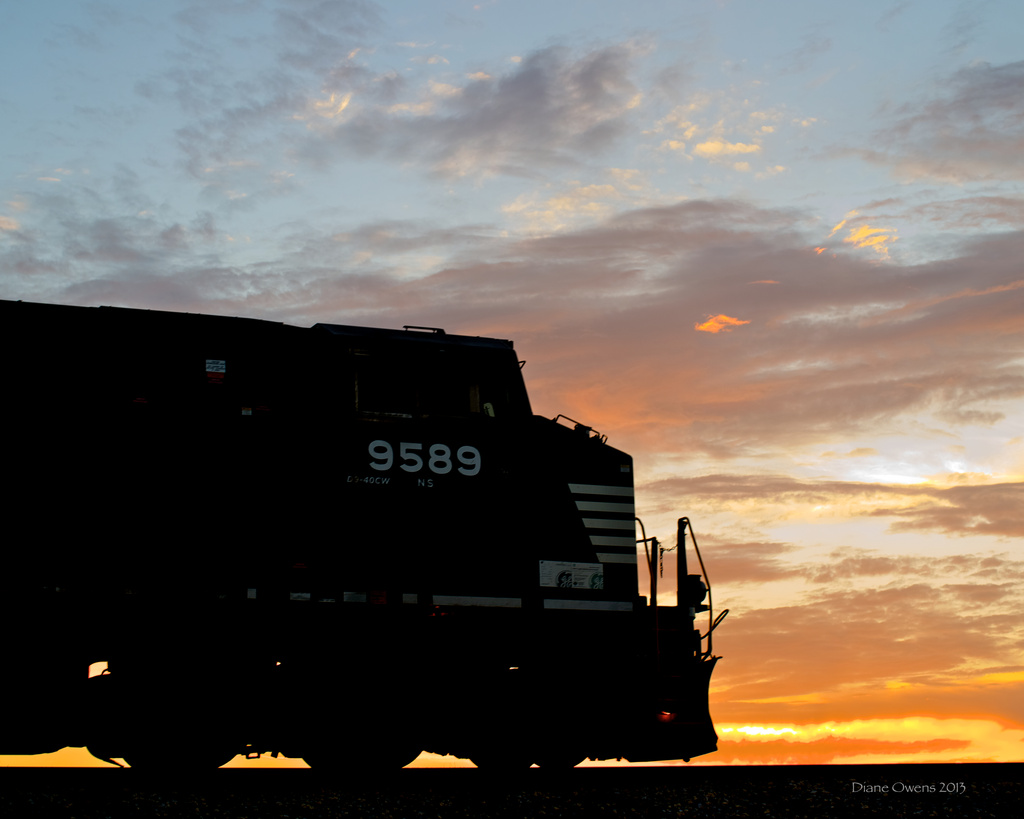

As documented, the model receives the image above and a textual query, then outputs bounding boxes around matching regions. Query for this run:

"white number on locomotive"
[369,441,481,476]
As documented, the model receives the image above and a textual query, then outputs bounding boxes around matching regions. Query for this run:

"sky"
[2,0,1023,767]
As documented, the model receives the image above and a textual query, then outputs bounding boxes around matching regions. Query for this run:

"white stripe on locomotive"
[543,600,633,612]
[574,500,635,514]
[568,483,633,496]
[595,553,638,564]
[581,517,635,530]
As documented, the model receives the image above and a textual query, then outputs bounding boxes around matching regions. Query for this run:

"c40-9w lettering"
[368,441,481,476]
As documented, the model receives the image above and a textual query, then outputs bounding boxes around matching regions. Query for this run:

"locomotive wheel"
[123,746,237,771]
[85,745,124,767]
[302,745,422,772]
[469,746,534,770]
[532,753,586,769]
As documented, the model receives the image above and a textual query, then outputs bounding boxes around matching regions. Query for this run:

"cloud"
[271,0,382,71]
[806,548,1024,585]
[862,279,1024,327]
[499,170,679,233]
[693,140,761,158]
[712,730,970,765]
[827,212,854,237]
[649,474,1024,539]
[861,60,1024,183]
[501,183,621,232]
[302,90,353,120]
[694,540,803,584]
[409,54,449,65]
[880,482,1024,538]
[294,42,647,178]
[776,31,833,75]
[695,314,751,333]
[842,223,898,256]
[132,1,386,188]
[875,0,912,32]
[826,210,898,256]
[908,195,1024,229]
[710,576,1024,723]
[820,447,879,459]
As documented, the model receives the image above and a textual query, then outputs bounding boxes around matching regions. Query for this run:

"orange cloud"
[695,314,751,333]
[844,223,898,255]
[825,211,898,256]
[827,210,856,237]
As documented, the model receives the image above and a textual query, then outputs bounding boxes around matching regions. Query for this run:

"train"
[0,298,723,770]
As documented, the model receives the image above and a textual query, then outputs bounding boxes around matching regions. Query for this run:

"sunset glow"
[706,717,1024,765]
[2,0,1023,768]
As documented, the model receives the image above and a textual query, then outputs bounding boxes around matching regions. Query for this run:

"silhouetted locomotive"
[0,298,722,770]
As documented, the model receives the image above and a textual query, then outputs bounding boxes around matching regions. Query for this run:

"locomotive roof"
[314,322,515,350]
[0,299,516,350]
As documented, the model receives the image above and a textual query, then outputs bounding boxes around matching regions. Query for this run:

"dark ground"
[2,764,1021,818]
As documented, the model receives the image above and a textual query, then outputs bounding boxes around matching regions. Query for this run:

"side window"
[349,347,524,419]
[353,355,416,417]
[352,351,492,418]
[417,365,480,417]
